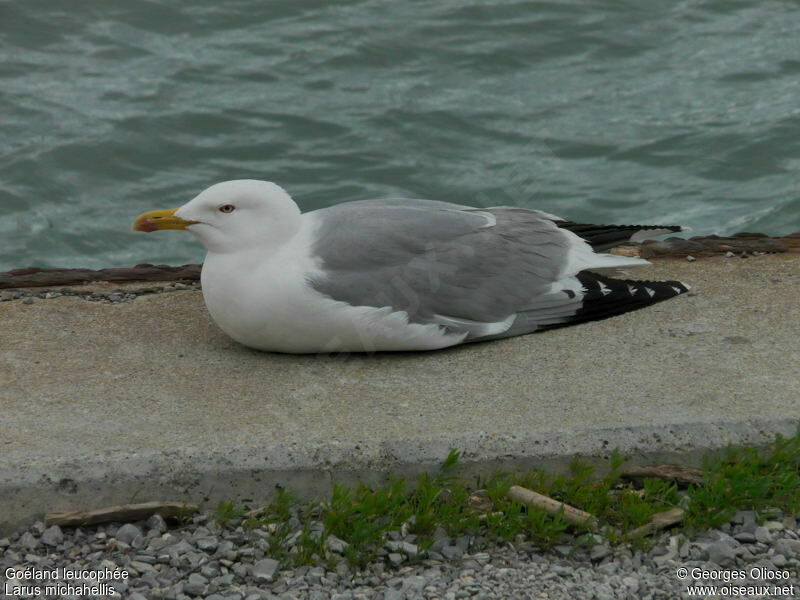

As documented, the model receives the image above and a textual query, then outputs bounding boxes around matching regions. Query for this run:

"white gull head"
[175,179,302,254]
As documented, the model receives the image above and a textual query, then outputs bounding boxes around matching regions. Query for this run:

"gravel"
[2,509,798,599]
[0,283,201,304]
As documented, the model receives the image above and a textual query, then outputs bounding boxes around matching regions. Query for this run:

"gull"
[133,180,689,353]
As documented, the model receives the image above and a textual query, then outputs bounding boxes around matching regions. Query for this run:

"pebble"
[326,534,349,553]
[754,526,773,543]
[386,540,419,557]
[1,507,799,599]
[147,513,167,533]
[40,525,63,546]
[183,572,208,595]
[116,523,143,545]
[705,541,738,566]
[18,531,38,550]
[590,543,611,562]
[251,558,280,582]
[197,536,219,551]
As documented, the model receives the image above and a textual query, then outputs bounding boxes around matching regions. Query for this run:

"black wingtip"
[538,271,690,331]
[555,222,686,251]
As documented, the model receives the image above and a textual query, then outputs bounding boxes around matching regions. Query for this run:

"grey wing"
[307,199,598,340]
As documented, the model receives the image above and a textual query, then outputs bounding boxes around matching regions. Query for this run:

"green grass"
[213,427,800,569]
[686,431,800,529]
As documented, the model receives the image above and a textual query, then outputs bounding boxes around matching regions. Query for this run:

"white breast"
[200,217,464,353]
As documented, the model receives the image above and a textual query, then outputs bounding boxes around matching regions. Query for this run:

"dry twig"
[507,485,597,530]
[626,507,686,539]
[621,465,704,488]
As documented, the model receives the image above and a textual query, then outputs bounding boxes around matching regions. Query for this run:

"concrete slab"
[1,255,799,534]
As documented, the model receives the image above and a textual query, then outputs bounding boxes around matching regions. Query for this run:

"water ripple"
[1,0,799,269]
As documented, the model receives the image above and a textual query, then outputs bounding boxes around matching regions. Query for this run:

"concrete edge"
[3,417,797,535]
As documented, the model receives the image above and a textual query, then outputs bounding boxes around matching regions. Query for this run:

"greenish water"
[2,0,800,270]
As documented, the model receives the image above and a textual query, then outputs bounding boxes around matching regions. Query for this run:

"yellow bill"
[132,209,198,233]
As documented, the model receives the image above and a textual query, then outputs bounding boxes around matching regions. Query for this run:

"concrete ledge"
[2,255,799,534]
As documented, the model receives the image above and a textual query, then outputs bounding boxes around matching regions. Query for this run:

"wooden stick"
[466,489,494,514]
[245,506,268,519]
[621,465,704,488]
[507,485,597,530]
[45,501,199,527]
[626,507,685,539]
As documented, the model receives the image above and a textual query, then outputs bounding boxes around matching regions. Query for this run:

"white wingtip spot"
[465,210,497,229]
[627,284,638,296]
[432,312,514,338]
[644,286,656,297]
[598,282,611,296]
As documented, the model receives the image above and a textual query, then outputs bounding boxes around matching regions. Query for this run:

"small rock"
[772,554,787,567]
[403,574,426,591]
[19,532,38,550]
[553,545,573,558]
[764,520,784,532]
[129,560,157,573]
[461,558,482,570]
[686,255,696,262]
[621,575,640,593]
[590,544,611,562]
[326,534,349,554]
[22,297,35,304]
[201,564,220,579]
[115,523,143,545]
[251,558,280,582]
[734,532,756,543]
[754,526,772,544]
[41,525,64,546]
[442,545,464,560]
[196,536,219,552]
[552,564,573,577]
[134,554,156,564]
[387,553,404,566]
[774,539,800,557]
[233,563,248,579]
[383,588,404,600]
[706,541,737,566]
[386,540,419,557]
[183,572,208,594]
[147,513,167,533]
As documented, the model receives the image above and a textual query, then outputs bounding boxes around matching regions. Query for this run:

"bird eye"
[218,204,236,214]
